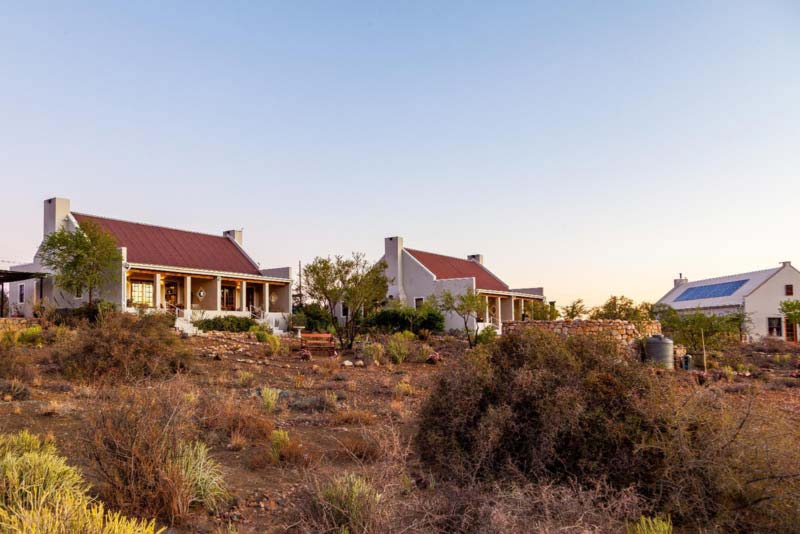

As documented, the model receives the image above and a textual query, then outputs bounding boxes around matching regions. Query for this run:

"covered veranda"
[0,269,47,318]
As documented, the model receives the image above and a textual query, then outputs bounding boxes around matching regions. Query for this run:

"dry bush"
[83,379,227,524]
[0,346,38,384]
[333,409,377,426]
[298,473,382,534]
[0,378,29,401]
[53,312,190,382]
[337,434,382,463]
[197,391,274,442]
[408,480,643,534]
[415,327,800,530]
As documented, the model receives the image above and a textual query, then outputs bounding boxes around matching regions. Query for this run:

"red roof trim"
[73,213,262,276]
[405,248,510,292]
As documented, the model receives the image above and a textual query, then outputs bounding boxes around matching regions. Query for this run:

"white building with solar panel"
[656,261,800,342]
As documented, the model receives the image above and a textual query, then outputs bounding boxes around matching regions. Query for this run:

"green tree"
[590,295,653,322]
[779,300,800,339]
[654,305,748,353]
[38,220,122,305]
[560,299,588,319]
[524,300,559,320]
[303,253,388,349]
[436,289,486,348]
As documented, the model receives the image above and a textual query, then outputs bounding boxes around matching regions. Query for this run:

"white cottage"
[656,261,800,341]
[340,237,548,334]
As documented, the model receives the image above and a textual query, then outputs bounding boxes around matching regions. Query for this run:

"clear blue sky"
[2,1,799,306]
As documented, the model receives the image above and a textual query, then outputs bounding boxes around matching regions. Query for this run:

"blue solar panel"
[675,279,749,302]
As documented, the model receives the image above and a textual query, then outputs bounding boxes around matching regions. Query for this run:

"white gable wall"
[744,265,800,339]
[398,249,436,308]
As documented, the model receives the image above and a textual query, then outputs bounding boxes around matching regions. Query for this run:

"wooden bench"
[300,332,337,356]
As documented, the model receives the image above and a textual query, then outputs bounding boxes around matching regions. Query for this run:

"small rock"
[426,352,442,365]
[354,360,365,367]
[342,360,354,367]
[311,364,321,374]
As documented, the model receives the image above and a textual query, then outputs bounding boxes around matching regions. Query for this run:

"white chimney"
[385,236,405,302]
[467,254,484,265]
[223,229,243,246]
[43,197,70,237]
[781,261,792,268]
[674,273,688,288]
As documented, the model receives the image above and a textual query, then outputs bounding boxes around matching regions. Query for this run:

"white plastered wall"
[744,265,800,339]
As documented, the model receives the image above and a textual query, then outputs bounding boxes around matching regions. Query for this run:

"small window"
[414,297,424,309]
[18,284,24,304]
[768,318,783,337]
[786,285,794,296]
[341,303,349,317]
[75,288,82,299]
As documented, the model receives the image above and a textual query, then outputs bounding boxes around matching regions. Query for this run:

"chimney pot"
[467,254,484,265]
[223,229,243,246]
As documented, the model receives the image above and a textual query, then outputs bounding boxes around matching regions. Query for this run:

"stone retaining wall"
[503,319,662,351]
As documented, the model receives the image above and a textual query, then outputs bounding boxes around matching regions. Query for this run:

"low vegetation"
[0,430,161,533]
[194,316,257,332]
[53,311,188,382]
[416,326,800,530]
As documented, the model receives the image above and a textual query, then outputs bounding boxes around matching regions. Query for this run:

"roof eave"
[126,262,292,284]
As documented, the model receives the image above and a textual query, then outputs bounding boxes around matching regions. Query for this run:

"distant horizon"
[2,2,799,307]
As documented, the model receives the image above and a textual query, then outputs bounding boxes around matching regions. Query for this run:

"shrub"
[386,331,415,364]
[627,515,673,534]
[53,311,189,382]
[368,305,445,335]
[83,381,228,524]
[194,316,256,332]
[302,474,381,534]
[333,409,377,426]
[475,324,497,345]
[268,430,291,464]
[198,392,274,442]
[0,378,30,401]
[0,347,37,383]
[361,342,385,365]
[15,325,43,346]
[264,334,283,357]
[338,434,381,462]
[291,303,333,333]
[261,386,280,412]
[253,330,268,343]
[0,430,161,533]
[236,370,255,388]
[171,441,229,514]
[416,327,800,529]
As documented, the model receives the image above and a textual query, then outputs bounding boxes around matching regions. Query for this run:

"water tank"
[645,335,674,369]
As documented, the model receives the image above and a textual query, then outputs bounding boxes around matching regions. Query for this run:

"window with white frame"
[130,280,154,307]
[414,297,424,309]
[768,317,783,337]
[341,303,349,317]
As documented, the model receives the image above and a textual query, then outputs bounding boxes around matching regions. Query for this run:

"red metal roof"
[73,213,262,275]
[405,248,510,292]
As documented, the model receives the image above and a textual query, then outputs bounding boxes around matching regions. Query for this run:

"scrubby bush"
[0,430,161,533]
[261,386,280,412]
[368,305,445,335]
[54,312,189,382]
[198,392,274,442]
[361,342,385,365]
[84,381,228,524]
[475,324,497,345]
[627,515,673,534]
[15,325,43,347]
[0,346,37,384]
[291,303,333,333]
[301,474,381,534]
[193,316,256,332]
[386,331,416,364]
[416,327,800,529]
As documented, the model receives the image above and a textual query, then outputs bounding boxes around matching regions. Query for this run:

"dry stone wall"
[503,319,662,352]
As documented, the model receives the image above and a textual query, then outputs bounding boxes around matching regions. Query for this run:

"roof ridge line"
[682,267,780,286]
[73,212,232,241]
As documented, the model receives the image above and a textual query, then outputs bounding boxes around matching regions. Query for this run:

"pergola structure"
[0,270,46,318]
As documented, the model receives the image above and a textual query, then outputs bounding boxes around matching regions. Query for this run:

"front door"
[221,286,236,310]
[787,318,797,343]
[165,282,178,307]
[246,287,255,310]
